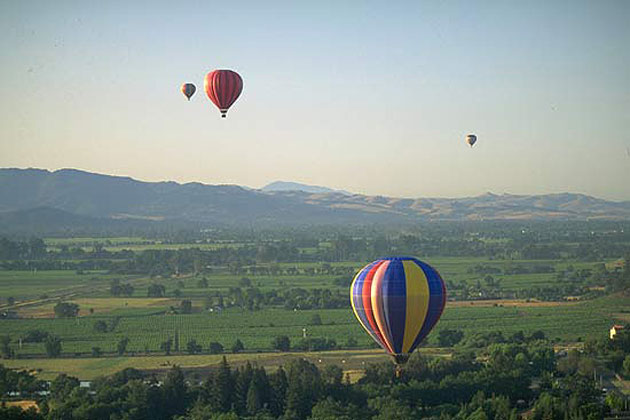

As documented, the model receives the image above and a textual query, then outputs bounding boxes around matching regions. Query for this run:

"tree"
[1,335,12,359]
[110,279,122,296]
[231,339,245,354]
[269,366,288,416]
[246,370,267,415]
[438,329,464,347]
[369,397,415,420]
[121,284,134,296]
[173,289,182,297]
[45,335,62,357]
[273,336,290,352]
[310,314,322,326]
[529,330,546,341]
[606,390,626,411]
[285,359,322,419]
[180,300,193,314]
[7,297,15,306]
[148,283,166,297]
[198,278,209,288]
[117,337,129,356]
[623,355,630,378]
[321,365,343,387]
[209,356,234,412]
[111,280,134,297]
[0,406,43,419]
[163,366,187,417]
[93,320,108,333]
[21,330,49,343]
[53,302,79,318]
[311,397,362,419]
[345,337,358,348]
[50,373,80,400]
[240,277,252,287]
[161,338,173,355]
[186,339,202,355]
[203,295,213,310]
[296,337,337,351]
[91,347,102,357]
[209,341,224,354]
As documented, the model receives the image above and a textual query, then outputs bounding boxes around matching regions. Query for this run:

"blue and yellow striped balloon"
[350,257,446,364]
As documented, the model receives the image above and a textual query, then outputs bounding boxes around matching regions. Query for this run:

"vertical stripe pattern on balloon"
[350,257,446,356]
[204,70,243,116]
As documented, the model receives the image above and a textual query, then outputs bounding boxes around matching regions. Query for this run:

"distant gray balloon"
[466,134,477,147]
[181,83,196,101]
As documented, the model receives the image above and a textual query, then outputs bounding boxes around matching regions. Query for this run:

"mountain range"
[1,168,629,233]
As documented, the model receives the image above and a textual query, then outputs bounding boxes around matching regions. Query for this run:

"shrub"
[209,341,224,354]
[272,336,290,352]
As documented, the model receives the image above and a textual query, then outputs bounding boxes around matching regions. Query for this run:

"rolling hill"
[1,168,629,232]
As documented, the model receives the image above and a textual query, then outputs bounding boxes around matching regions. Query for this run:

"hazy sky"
[1,1,629,200]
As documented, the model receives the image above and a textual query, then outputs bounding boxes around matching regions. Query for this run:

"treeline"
[449,261,629,301]
[447,279,594,301]
[0,237,46,260]
[205,287,350,311]
[3,221,630,274]
[3,329,628,419]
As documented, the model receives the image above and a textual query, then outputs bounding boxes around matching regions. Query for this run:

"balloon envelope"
[181,83,196,101]
[466,134,477,147]
[350,257,446,364]
[204,69,243,117]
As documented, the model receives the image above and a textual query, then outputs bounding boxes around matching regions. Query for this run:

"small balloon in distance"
[466,134,477,147]
[181,83,196,101]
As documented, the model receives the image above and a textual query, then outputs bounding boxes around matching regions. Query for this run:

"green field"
[1,249,627,380]
[1,294,626,357]
[0,348,452,381]
[44,237,250,252]
[0,270,138,301]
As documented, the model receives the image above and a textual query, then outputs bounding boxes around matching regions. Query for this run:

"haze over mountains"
[261,181,351,195]
[1,168,629,233]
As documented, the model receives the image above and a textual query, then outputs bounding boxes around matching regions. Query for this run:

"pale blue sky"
[1,0,629,199]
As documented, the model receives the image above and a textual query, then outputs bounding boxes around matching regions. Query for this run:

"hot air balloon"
[350,257,446,371]
[466,134,477,147]
[204,69,243,118]
[181,83,196,101]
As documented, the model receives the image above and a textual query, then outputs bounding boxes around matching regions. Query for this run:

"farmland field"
[1,294,627,357]
[0,348,452,381]
[44,237,252,252]
[2,230,630,381]
[0,270,139,301]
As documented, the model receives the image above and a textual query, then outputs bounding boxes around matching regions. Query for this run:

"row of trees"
[0,332,619,419]
[3,222,629,272]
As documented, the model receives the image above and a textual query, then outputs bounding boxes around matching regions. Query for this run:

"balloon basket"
[391,353,409,365]
[391,353,409,378]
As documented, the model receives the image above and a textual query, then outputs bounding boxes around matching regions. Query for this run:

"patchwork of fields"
[2,296,625,356]
[1,243,628,382]
[0,231,630,378]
